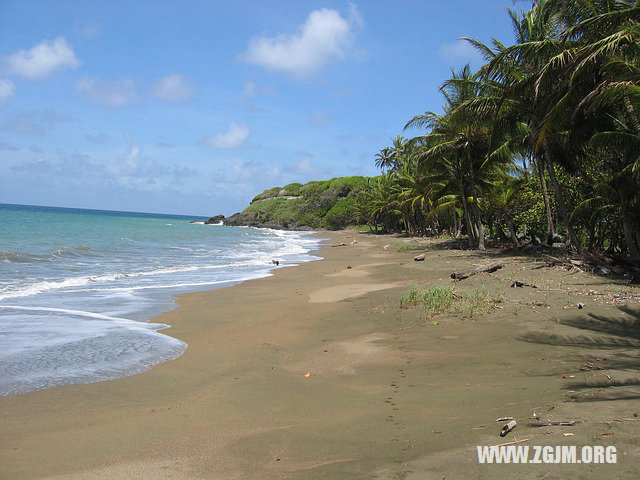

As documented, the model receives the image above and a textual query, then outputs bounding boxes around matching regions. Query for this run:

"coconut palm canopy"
[358,0,640,262]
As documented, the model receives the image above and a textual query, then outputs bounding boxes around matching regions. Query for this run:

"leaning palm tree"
[408,65,517,249]
[366,0,640,262]
[459,0,573,247]
[539,0,640,259]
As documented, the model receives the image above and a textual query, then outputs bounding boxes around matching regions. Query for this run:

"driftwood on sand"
[511,280,537,288]
[528,421,576,427]
[534,253,640,281]
[451,262,505,280]
[492,437,533,447]
[500,420,517,437]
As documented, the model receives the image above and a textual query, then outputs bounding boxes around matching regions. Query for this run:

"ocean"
[0,203,322,396]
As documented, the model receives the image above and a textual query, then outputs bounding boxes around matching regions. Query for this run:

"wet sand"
[1,231,639,479]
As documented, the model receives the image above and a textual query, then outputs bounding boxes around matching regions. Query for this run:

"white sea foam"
[0,305,167,329]
[76,271,272,293]
[0,207,322,396]
[0,260,279,301]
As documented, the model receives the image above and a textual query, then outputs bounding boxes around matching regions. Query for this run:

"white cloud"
[439,40,483,64]
[215,159,279,185]
[76,77,136,107]
[152,74,196,102]
[240,6,362,78]
[2,109,72,135]
[294,157,321,175]
[6,144,196,196]
[0,78,14,103]
[292,151,329,176]
[6,37,79,79]
[347,2,365,30]
[201,123,250,149]
[107,145,143,176]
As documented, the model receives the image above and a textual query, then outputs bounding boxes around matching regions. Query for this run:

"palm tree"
[360,0,640,263]
[459,1,571,247]
[407,64,519,249]
[374,147,393,171]
[490,176,525,246]
[539,0,640,257]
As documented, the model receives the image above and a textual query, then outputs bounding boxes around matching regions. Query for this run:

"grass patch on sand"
[400,284,503,318]
[397,240,427,252]
[400,285,454,312]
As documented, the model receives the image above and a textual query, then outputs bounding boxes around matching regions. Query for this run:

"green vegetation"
[400,284,503,317]
[227,1,639,257]
[399,285,423,308]
[396,241,424,252]
[228,176,370,230]
[355,0,640,264]
[251,183,303,203]
[422,286,455,313]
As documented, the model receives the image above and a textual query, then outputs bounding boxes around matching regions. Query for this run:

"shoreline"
[1,231,638,478]
[0,222,324,398]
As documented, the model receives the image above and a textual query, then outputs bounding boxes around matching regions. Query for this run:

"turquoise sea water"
[0,203,322,396]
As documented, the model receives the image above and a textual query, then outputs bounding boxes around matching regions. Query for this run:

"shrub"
[422,286,454,312]
[324,198,359,230]
[400,285,422,308]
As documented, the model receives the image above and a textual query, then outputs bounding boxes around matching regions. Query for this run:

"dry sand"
[1,232,639,479]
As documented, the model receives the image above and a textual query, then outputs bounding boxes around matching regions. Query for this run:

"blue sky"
[0,1,531,216]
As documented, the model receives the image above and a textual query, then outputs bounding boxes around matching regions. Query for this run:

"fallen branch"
[500,420,517,437]
[452,262,505,280]
[511,280,537,289]
[491,436,533,448]
[528,421,576,427]
[495,416,514,422]
[536,252,635,277]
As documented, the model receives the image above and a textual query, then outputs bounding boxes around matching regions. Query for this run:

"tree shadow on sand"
[519,305,640,402]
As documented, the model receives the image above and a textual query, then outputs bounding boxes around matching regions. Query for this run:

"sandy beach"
[1,231,639,479]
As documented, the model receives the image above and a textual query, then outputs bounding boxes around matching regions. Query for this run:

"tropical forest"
[357,0,640,263]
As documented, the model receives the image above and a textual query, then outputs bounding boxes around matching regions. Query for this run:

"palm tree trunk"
[543,142,583,252]
[465,148,484,250]
[472,198,486,250]
[505,213,520,247]
[622,210,640,262]
[534,156,554,244]
[453,211,461,237]
[459,184,476,247]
